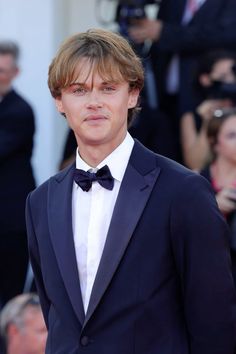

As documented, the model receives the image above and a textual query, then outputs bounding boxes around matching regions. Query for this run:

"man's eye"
[103,86,116,92]
[73,87,87,94]
[226,132,236,139]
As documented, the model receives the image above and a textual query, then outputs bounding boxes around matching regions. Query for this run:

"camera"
[115,0,159,38]
[207,80,236,103]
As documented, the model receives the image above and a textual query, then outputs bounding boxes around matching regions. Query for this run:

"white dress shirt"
[72,133,134,313]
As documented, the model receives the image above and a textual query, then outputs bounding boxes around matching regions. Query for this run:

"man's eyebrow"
[100,80,120,86]
[69,82,85,87]
[69,80,120,87]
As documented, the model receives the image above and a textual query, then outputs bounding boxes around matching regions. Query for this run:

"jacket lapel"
[48,164,85,326]
[84,141,161,327]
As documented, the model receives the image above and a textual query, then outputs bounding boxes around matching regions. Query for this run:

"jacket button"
[81,336,89,346]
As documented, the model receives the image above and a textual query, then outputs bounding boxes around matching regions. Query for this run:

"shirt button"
[81,336,89,346]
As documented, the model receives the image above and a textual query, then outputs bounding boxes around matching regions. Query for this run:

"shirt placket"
[85,182,104,312]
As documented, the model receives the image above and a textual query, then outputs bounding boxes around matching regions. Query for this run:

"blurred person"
[0,293,47,354]
[26,28,236,354]
[200,107,236,285]
[129,0,236,162]
[0,41,36,307]
[181,50,236,170]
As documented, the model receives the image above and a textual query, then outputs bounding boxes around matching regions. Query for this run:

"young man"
[26,28,236,354]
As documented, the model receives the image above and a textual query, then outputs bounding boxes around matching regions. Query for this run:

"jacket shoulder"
[29,162,75,204]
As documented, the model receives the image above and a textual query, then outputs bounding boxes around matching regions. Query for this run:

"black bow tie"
[74,165,114,192]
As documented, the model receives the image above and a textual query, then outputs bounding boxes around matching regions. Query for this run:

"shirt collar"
[76,133,134,182]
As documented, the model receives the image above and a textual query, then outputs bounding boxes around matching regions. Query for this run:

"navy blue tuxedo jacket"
[26,141,236,354]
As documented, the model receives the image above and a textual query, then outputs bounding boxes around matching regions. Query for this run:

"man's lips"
[84,115,108,122]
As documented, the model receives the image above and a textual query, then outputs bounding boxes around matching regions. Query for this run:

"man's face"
[215,115,236,164]
[0,54,18,95]
[55,59,139,154]
[210,59,236,84]
[10,307,47,354]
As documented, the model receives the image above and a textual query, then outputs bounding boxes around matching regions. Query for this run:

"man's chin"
[0,85,11,96]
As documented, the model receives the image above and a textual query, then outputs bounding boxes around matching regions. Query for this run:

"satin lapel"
[48,164,85,325]
[84,142,161,327]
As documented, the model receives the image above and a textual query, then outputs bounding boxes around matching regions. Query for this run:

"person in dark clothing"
[129,0,236,162]
[0,41,36,307]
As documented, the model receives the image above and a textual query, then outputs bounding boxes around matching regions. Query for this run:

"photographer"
[180,50,236,170]
[115,0,180,160]
[200,107,236,285]
[128,0,236,163]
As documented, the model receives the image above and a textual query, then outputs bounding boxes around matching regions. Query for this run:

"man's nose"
[86,91,103,109]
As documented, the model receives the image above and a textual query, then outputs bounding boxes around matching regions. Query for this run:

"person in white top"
[26,28,236,354]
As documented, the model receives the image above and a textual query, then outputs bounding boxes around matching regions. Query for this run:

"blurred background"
[1,0,236,310]
[1,2,236,351]
[0,0,158,185]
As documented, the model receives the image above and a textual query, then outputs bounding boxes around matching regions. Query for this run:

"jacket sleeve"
[25,192,50,328]
[170,173,236,354]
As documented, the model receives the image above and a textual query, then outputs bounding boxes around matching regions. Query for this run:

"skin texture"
[181,58,236,170]
[7,307,47,354]
[211,115,236,214]
[0,54,18,95]
[215,116,236,163]
[55,59,139,167]
[128,19,163,44]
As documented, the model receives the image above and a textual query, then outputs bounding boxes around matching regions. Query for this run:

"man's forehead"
[23,306,41,319]
[72,58,124,84]
[0,53,16,67]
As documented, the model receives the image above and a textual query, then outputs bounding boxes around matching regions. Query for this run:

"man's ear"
[128,89,140,108]
[12,67,19,79]
[7,323,19,340]
[55,97,64,113]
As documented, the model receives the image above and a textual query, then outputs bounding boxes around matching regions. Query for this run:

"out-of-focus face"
[215,115,236,163]
[0,54,18,95]
[55,58,139,157]
[210,58,236,83]
[9,307,47,354]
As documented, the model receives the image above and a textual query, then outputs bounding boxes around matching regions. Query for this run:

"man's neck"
[77,135,127,167]
[0,85,12,97]
[78,145,114,167]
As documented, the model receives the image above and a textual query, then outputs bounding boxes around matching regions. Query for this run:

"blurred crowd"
[1,0,236,351]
